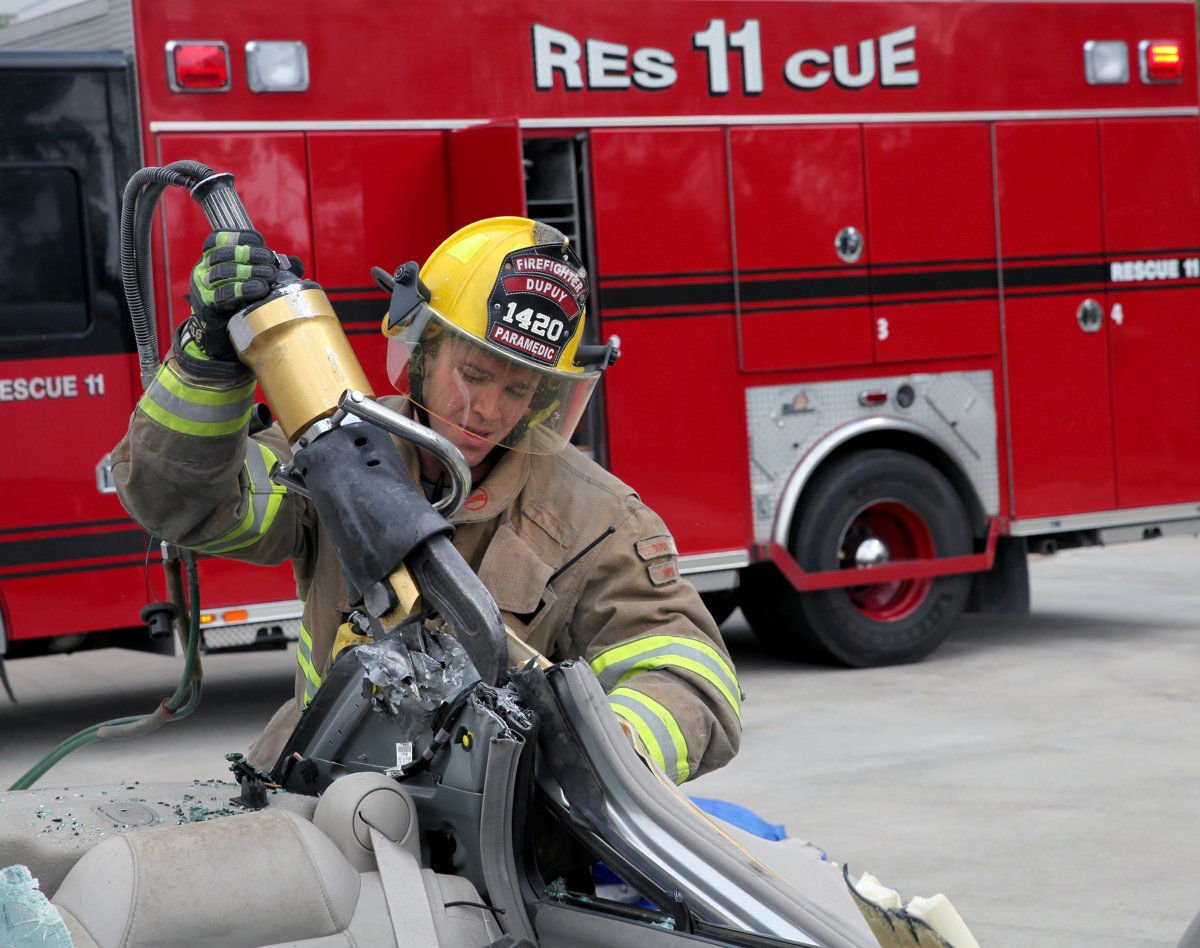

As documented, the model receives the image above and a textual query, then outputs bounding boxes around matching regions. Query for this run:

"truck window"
[0,165,89,338]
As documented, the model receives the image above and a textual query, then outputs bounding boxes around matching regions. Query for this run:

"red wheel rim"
[839,500,934,622]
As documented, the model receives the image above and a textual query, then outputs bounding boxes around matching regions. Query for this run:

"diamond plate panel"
[746,371,999,543]
[202,618,300,651]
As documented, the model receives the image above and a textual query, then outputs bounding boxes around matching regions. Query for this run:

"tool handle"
[189,171,255,231]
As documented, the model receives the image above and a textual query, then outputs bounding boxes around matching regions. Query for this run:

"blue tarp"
[689,796,788,841]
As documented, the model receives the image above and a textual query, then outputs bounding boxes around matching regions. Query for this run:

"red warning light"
[167,41,231,92]
[1140,40,1183,83]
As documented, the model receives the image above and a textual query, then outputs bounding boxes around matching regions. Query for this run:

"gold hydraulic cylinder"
[228,283,373,442]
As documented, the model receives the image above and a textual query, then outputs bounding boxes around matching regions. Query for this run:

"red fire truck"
[2,1,1199,673]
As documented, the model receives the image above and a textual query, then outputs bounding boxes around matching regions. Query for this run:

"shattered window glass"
[0,864,72,946]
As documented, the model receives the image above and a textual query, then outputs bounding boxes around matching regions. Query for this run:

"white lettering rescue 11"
[1110,258,1200,282]
[0,374,107,402]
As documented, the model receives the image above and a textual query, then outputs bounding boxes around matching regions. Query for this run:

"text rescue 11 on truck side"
[0,374,106,402]
[531,21,919,96]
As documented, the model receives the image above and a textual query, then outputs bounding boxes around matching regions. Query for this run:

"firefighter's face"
[421,337,540,473]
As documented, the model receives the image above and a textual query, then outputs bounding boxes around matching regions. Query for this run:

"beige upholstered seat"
[51,776,502,948]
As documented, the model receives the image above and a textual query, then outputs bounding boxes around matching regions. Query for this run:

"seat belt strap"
[370,825,441,948]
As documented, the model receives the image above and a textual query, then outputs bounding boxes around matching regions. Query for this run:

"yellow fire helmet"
[383,217,616,456]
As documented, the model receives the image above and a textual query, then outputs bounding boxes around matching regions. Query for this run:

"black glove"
[177,230,304,375]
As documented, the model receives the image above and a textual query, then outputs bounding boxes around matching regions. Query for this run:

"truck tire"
[742,450,973,666]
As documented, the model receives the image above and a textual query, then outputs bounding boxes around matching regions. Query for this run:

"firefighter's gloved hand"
[176,230,304,380]
[186,230,305,359]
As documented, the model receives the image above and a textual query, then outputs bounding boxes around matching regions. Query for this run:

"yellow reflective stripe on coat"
[137,362,255,437]
[609,686,690,784]
[296,620,321,708]
[590,634,741,720]
[197,441,286,554]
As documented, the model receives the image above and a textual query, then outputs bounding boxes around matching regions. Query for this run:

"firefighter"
[112,218,741,782]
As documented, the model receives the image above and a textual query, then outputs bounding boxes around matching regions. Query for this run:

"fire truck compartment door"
[157,133,314,334]
[996,120,1116,520]
[999,117,1200,519]
[586,128,750,555]
[447,121,527,230]
[304,128,450,381]
[1099,117,1200,510]
[730,126,873,372]
[863,123,1000,364]
[306,129,449,299]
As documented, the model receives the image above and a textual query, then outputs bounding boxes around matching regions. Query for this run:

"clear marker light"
[1084,40,1129,85]
[246,41,310,93]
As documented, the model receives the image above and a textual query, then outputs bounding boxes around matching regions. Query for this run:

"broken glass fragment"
[0,864,72,946]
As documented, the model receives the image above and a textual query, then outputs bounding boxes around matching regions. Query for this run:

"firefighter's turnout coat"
[113,359,742,781]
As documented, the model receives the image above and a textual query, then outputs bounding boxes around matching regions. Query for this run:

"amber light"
[1141,40,1183,83]
[221,609,250,623]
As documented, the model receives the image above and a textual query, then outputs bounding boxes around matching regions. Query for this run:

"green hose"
[6,551,204,791]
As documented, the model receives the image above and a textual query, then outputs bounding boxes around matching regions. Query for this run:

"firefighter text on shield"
[530,22,919,95]
[0,373,105,402]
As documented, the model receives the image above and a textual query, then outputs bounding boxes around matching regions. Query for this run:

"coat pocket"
[476,524,565,657]
[476,523,555,617]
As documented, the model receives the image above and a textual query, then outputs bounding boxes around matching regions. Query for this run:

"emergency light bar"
[165,41,231,92]
[1140,40,1183,83]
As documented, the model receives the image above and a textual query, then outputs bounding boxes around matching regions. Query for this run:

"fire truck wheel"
[743,450,973,667]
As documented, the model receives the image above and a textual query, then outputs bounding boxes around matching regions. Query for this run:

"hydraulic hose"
[7,164,241,790]
[120,160,252,387]
[6,553,204,791]
[121,161,211,386]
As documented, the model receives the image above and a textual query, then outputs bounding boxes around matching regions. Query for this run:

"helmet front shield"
[386,307,601,455]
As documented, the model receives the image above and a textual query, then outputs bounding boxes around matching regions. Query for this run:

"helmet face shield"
[387,306,601,458]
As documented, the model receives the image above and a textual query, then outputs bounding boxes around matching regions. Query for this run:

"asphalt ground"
[2,536,1199,946]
